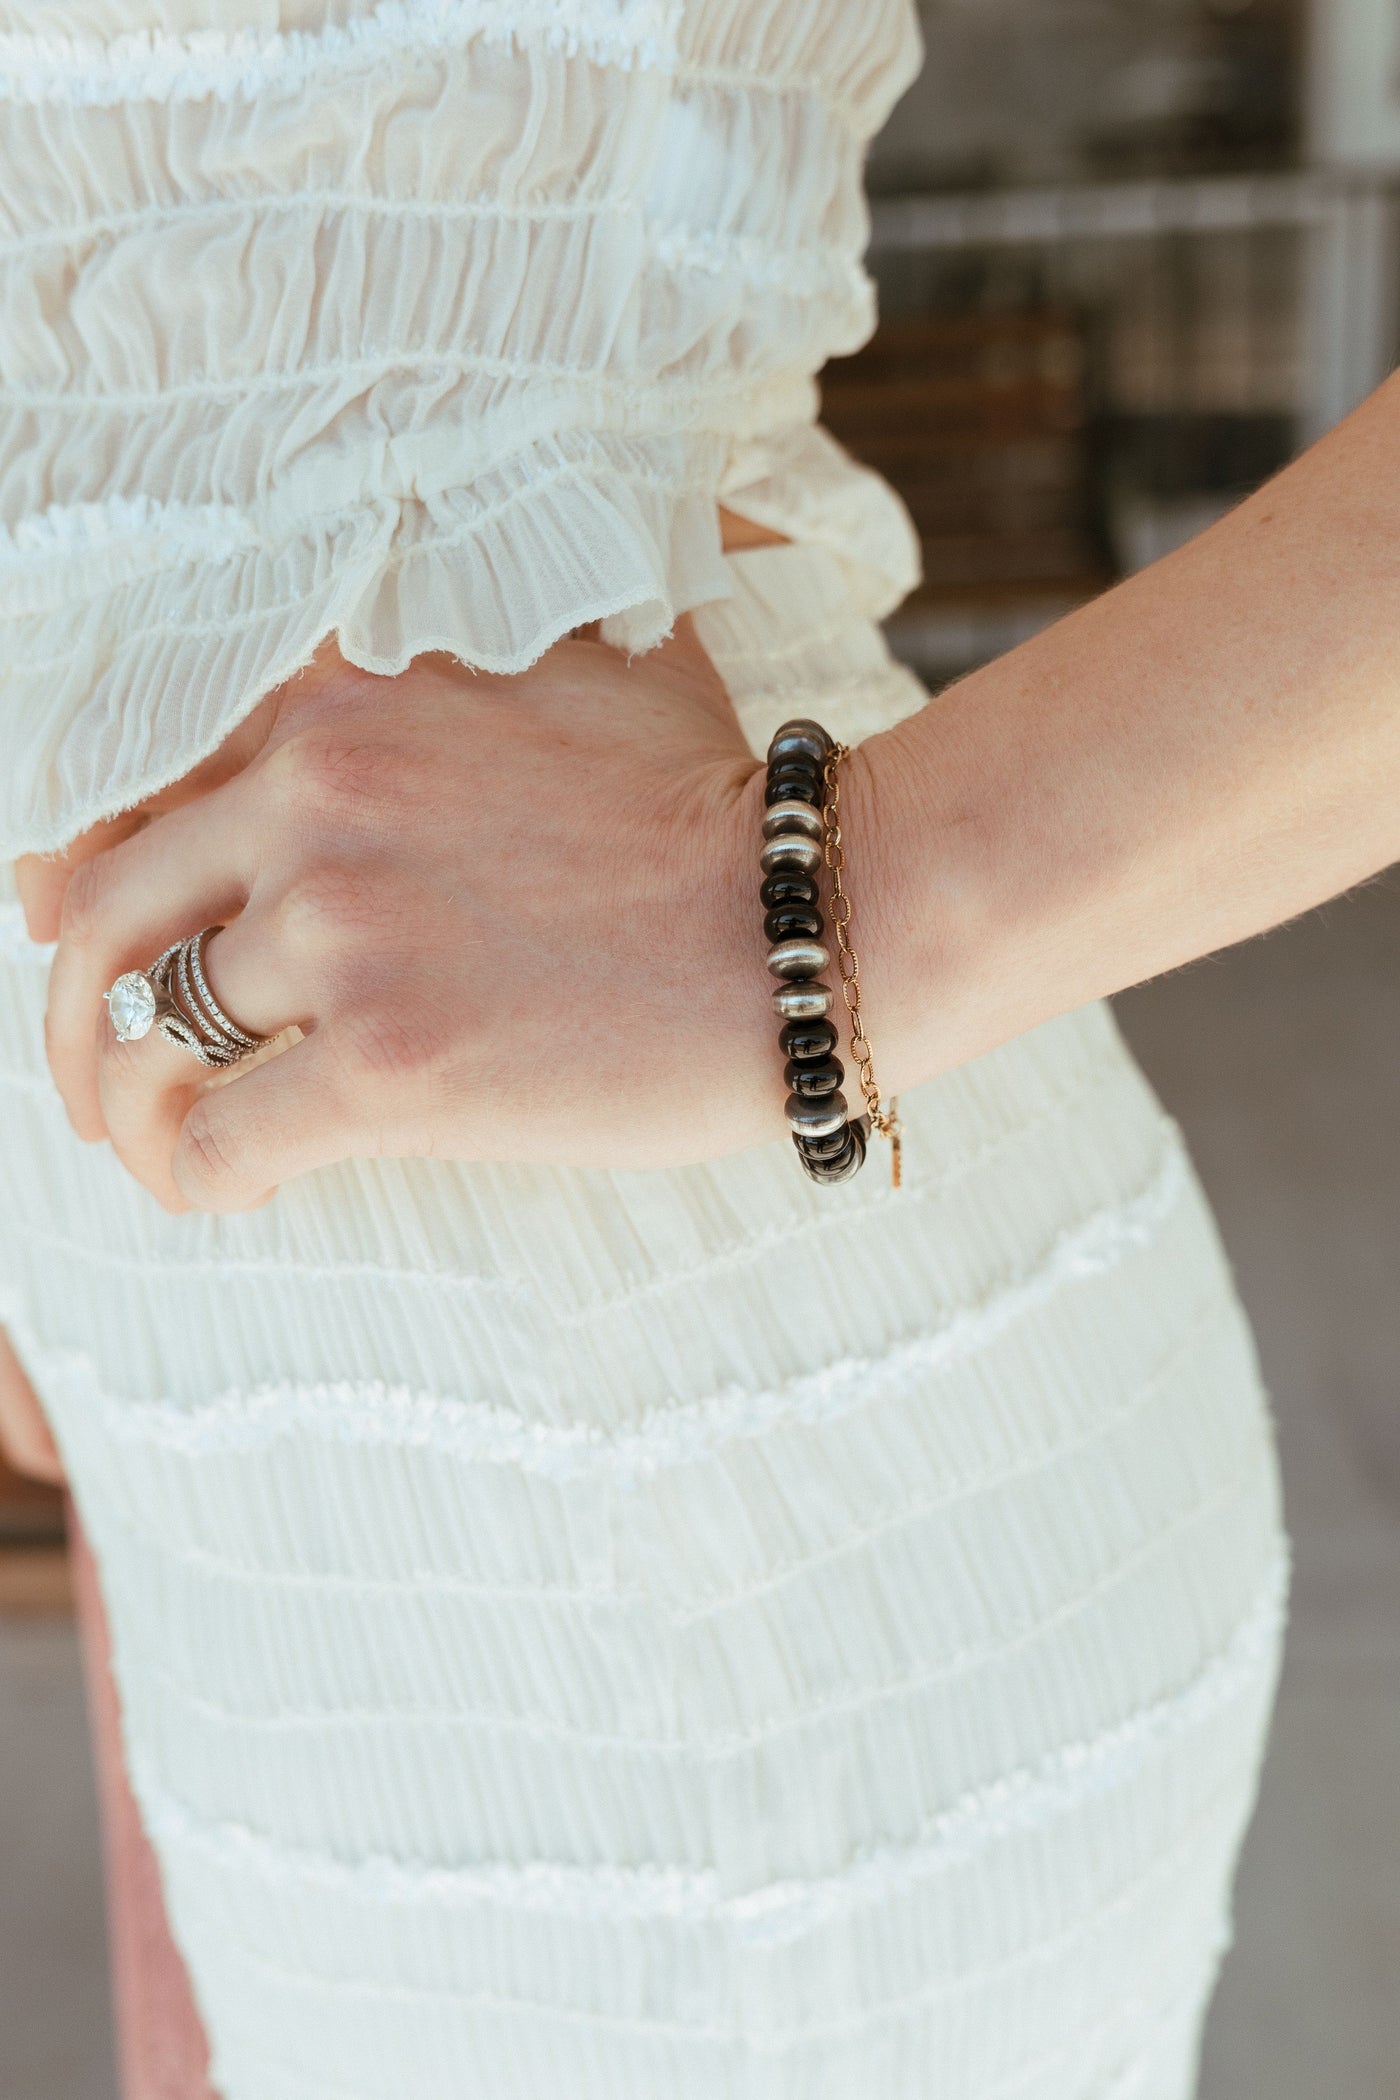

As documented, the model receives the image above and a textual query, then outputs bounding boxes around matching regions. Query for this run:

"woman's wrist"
[843,376,1400,1099]
[822,714,979,1099]
[828,698,1059,1104]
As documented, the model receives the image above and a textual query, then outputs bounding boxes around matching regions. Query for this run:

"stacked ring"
[760,719,868,1185]
[104,925,270,1069]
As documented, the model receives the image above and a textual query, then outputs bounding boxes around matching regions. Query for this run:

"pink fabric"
[70,1513,218,2100]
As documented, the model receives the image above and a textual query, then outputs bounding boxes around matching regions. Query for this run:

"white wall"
[1306,0,1400,167]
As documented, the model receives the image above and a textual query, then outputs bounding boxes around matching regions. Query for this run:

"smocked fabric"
[0,0,922,856]
[1,540,1286,2097]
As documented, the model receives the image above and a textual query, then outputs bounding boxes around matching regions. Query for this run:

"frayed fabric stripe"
[134,1553,1286,1946]
[0,0,685,106]
[1,1142,1192,1479]
[0,496,258,576]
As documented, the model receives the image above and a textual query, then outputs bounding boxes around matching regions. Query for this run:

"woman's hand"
[15,620,803,1213]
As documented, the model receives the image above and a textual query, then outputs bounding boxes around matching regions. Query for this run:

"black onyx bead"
[767,750,822,782]
[779,1017,838,1062]
[795,1125,852,1162]
[768,721,831,768]
[764,771,821,809]
[761,872,818,912]
[764,905,823,945]
[785,1056,843,1098]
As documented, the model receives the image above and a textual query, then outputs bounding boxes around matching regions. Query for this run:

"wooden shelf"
[0,1447,70,1613]
[867,172,1363,257]
[823,310,1104,615]
[0,1542,72,1613]
[885,580,1106,684]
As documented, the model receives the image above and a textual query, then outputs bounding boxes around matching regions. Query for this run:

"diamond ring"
[104,968,165,1044]
[104,927,270,1068]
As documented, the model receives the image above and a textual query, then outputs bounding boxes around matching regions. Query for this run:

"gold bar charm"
[876,1101,902,1189]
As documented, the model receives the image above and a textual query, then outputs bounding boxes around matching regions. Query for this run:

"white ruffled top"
[0,0,923,858]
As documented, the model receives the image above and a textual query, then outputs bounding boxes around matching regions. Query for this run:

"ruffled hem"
[0,0,921,132]
[0,429,729,857]
[719,421,922,623]
[0,420,918,859]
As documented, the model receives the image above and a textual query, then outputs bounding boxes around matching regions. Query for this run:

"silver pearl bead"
[768,721,830,768]
[760,832,823,876]
[785,1089,849,1138]
[766,937,830,981]
[771,978,834,1020]
[802,1123,866,1182]
[761,799,823,842]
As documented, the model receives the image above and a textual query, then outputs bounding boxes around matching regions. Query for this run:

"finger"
[14,810,150,945]
[46,784,260,1142]
[94,1002,204,1214]
[0,1328,65,1486]
[171,1033,353,1213]
[14,687,289,946]
[96,915,309,1212]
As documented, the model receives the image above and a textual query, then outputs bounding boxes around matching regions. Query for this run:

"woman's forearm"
[862,369,1400,1091]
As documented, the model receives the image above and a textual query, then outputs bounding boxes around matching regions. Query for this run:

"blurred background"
[5,0,1400,2092]
[842,0,1397,682]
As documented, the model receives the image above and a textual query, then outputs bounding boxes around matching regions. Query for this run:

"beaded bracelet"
[760,718,901,1187]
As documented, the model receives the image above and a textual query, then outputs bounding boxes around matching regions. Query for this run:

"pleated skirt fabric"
[0,546,1287,2100]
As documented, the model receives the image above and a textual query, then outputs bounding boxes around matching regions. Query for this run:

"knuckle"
[269,724,400,822]
[276,863,373,948]
[338,999,445,1090]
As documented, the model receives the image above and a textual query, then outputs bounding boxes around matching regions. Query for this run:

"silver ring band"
[104,925,271,1068]
[185,927,262,1052]
[174,939,239,1061]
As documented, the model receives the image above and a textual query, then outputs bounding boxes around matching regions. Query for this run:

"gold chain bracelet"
[820,743,902,1188]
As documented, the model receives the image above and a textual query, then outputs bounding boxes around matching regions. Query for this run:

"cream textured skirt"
[0,547,1287,2100]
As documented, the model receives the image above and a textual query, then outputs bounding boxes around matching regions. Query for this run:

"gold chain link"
[821,744,902,1189]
